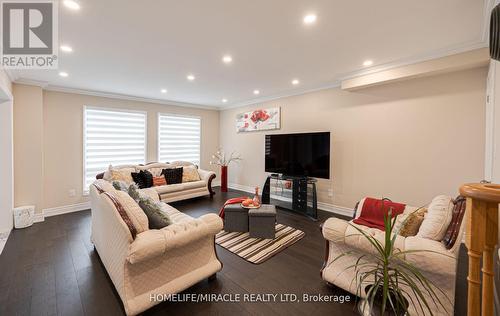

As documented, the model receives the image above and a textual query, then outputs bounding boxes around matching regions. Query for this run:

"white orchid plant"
[209,149,242,167]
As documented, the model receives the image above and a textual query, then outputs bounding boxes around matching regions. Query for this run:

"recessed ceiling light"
[187,74,195,81]
[222,99,228,103]
[161,89,167,94]
[363,60,373,66]
[303,14,317,25]
[253,90,260,95]
[63,0,80,10]
[59,72,69,77]
[292,79,300,85]
[222,55,232,64]
[60,45,73,53]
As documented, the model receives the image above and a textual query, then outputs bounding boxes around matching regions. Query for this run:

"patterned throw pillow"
[138,197,172,229]
[153,176,166,186]
[109,168,135,184]
[128,184,141,201]
[162,167,183,184]
[112,180,128,191]
[182,165,201,183]
[442,196,466,249]
[399,208,427,237]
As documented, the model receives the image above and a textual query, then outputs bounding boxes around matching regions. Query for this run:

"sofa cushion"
[162,167,183,184]
[103,164,137,181]
[417,195,453,241]
[108,190,149,233]
[131,170,153,189]
[154,180,206,195]
[108,167,135,184]
[182,165,201,183]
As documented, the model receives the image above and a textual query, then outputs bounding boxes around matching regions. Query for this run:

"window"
[158,114,201,165]
[83,107,146,193]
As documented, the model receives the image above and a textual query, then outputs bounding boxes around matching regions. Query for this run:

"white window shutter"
[158,114,201,165]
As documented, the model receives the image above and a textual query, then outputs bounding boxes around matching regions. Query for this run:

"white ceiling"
[11,0,486,108]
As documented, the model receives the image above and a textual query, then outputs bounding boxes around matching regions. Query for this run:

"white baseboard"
[0,229,11,255]
[227,182,353,218]
[34,201,91,222]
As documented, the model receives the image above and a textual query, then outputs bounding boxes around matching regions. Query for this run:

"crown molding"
[221,39,488,110]
[13,82,221,110]
[223,80,342,109]
[14,78,49,88]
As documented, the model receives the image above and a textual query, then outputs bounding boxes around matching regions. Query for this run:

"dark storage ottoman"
[249,205,276,239]
[224,204,249,233]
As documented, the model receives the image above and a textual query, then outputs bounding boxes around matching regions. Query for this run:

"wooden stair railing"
[460,183,500,316]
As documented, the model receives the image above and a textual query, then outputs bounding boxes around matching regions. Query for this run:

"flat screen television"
[265,132,330,179]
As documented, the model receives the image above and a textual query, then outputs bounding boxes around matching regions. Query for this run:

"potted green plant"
[332,207,451,316]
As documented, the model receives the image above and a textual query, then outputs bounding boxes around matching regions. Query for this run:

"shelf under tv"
[262,174,318,220]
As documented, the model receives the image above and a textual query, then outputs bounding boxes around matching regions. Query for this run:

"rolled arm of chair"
[127,214,222,264]
[198,169,216,182]
[322,217,350,243]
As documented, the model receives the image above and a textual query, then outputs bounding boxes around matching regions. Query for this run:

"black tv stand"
[262,174,318,220]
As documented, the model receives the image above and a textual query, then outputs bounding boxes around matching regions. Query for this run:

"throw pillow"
[141,170,154,188]
[128,183,141,201]
[109,168,135,184]
[398,208,427,237]
[162,167,183,184]
[153,176,167,186]
[182,165,201,183]
[112,180,128,191]
[131,172,146,189]
[108,190,149,233]
[417,195,454,241]
[138,197,172,229]
[442,196,466,249]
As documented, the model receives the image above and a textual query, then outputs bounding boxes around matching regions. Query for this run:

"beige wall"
[220,67,487,209]
[13,84,44,213]
[13,85,220,211]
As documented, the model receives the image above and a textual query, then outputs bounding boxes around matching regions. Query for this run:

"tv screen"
[265,132,330,179]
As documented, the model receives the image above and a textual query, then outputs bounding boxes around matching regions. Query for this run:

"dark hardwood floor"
[0,188,468,316]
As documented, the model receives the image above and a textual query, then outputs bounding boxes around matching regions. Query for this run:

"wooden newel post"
[460,183,500,316]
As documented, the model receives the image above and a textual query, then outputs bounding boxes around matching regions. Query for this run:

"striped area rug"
[215,224,305,264]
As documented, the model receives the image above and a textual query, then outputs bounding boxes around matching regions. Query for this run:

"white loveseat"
[321,198,465,316]
[97,161,216,203]
[90,180,223,316]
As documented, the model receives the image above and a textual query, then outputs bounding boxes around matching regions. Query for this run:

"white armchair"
[321,207,464,316]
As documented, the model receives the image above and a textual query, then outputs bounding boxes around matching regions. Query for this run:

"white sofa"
[90,180,223,316]
[97,161,216,203]
[321,199,465,316]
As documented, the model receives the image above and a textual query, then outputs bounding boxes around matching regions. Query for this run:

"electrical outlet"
[69,189,76,197]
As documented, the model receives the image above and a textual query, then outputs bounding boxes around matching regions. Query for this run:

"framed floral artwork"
[236,107,281,132]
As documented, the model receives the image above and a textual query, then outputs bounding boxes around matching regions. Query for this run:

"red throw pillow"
[153,176,166,186]
[353,197,406,231]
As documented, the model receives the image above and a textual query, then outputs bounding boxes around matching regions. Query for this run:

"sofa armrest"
[198,169,216,197]
[322,217,349,242]
[198,169,216,182]
[127,213,222,264]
